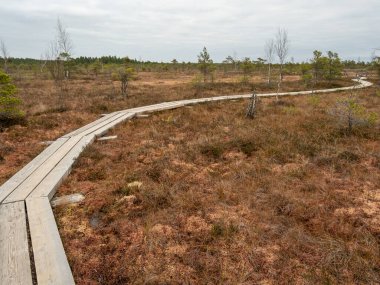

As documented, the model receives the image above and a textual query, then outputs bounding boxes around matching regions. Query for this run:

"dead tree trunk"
[246,91,258,119]
[121,79,128,99]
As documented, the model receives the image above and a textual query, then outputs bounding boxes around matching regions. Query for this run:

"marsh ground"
[0,71,352,185]
[50,83,380,284]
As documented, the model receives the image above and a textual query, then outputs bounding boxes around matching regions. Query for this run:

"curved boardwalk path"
[0,78,372,284]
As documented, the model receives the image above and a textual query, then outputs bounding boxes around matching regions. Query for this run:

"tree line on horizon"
[0,19,379,127]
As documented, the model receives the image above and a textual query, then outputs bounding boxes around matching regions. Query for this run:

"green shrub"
[302,73,313,86]
[308,95,321,107]
[0,71,24,124]
[332,94,378,133]
[200,143,223,159]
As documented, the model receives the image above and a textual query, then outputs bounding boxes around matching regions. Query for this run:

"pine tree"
[0,71,24,124]
[325,51,342,82]
[197,47,215,83]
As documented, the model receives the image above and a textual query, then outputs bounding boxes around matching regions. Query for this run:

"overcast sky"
[0,0,379,62]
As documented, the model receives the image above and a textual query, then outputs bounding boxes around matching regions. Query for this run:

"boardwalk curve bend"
[0,78,373,284]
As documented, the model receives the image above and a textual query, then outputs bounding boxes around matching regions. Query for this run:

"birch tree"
[265,39,275,85]
[275,28,289,95]
[44,18,73,107]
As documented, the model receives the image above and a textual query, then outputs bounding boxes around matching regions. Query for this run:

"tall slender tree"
[275,28,289,96]
[265,39,275,85]
[44,18,74,107]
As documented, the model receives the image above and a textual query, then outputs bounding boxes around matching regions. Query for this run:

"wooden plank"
[0,201,33,285]
[24,114,134,201]
[51,193,85,207]
[136,114,150,118]
[98,135,118,141]
[31,113,134,200]
[0,138,69,203]
[145,102,186,112]
[3,136,83,203]
[128,101,183,113]
[62,111,120,138]
[132,102,185,115]
[89,113,135,137]
[73,112,129,138]
[26,197,75,285]
[29,135,95,200]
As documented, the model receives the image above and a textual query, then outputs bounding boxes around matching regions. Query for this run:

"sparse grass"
[1,69,378,283]
[51,83,379,284]
[1,71,326,186]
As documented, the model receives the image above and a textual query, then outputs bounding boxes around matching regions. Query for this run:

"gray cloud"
[0,0,379,62]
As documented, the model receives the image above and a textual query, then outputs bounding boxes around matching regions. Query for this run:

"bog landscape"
[0,3,379,285]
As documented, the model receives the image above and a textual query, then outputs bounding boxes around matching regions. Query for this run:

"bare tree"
[39,54,47,74]
[56,19,73,79]
[0,40,9,72]
[265,39,275,85]
[275,28,289,96]
[56,20,73,56]
[44,18,74,107]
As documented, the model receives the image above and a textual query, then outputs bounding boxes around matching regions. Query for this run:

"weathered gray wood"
[98,135,118,141]
[0,202,33,285]
[62,111,120,138]
[144,102,186,113]
[51,193,85,207]
[3,136,83,203]
[90,113,135,137]
[128,101,184,113]
[0,138,69,203]
[26,197,75,285]
[136,114,150,118]
[29,135,95,200]
[72,112,129,138]
[130,103,183,115]
[15,114,135,202]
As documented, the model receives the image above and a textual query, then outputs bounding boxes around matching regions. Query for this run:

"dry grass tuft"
[51,83,380,284]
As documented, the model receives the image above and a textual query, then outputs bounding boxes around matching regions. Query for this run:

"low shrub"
[0,71,25,126]
[199,143,224,159]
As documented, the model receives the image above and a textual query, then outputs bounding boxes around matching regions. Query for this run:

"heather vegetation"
[55,92,379,284]
[0,19,379,285]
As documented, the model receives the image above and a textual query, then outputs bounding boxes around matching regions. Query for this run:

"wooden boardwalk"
[0,78,372,284]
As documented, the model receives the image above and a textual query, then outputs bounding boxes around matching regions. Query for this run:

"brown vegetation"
[51,84,380,284]
[0,71,352,185]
